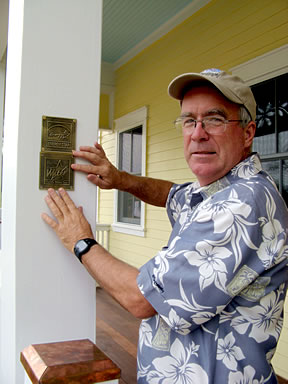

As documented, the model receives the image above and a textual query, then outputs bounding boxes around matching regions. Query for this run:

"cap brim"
[168,73,208,100]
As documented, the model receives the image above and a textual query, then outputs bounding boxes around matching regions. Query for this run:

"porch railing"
[95,223,110,250]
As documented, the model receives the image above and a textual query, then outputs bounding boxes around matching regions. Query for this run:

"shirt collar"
[191,153,262,201]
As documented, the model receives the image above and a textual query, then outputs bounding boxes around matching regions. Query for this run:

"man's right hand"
[72,142,121,190]
[72,141,173,207]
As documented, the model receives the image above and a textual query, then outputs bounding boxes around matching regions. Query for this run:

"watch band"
[74,238,98,263]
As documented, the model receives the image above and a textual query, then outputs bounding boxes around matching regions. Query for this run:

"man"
[42,69,288,383]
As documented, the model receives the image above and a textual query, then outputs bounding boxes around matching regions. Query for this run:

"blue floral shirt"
[137,154,288,384]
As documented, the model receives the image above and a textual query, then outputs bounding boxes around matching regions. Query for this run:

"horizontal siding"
[99,0,288,377]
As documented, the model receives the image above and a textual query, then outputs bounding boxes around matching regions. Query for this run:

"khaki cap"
[168,68,256,121]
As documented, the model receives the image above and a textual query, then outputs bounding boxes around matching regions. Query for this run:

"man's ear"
[244,121,256,149]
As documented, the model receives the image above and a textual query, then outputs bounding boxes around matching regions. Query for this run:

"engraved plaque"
[42,116,76,152]
[39,152,74,190]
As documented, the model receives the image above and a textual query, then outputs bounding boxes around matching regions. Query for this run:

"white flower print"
[184,241,232,292]
[139,319,153,352]
[161,308,191,335]
[147,338,208,384]
[194,195,252,234]
[137,360,151,380]
[231,290,284,343]
[228,365,264,384]
[257,192,288,268]
[231,155,262,179]
[192,191,257,272]
[166,279,215,325]
[216,332,245,370]
[153,249,170,287]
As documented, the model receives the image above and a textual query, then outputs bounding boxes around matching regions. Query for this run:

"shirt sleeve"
[166,182,194,227]
[137,180,288,335]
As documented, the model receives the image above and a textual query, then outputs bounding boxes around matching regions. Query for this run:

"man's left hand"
[42,188,94,253]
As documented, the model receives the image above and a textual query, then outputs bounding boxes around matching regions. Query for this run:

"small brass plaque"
[39,152,74,190]
[42,116,76,152]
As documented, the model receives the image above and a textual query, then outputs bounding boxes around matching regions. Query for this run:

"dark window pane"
[282,160,288,205]
[261,159,288,206]
[119,132,131,172]
[132,130,142,174]
[251,73,288,205]
[252,133,276,155]
[252,78,276,155]
[276,75,288,152]
[262,160,280,186]
[253,79,275,136]
[117,125,143,224]
[118,191,141,224]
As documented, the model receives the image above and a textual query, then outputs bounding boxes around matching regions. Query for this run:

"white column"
[0,0,102,383]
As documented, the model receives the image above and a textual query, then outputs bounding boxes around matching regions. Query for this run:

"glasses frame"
[174,116,243,135]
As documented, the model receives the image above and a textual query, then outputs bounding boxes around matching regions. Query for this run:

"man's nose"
[190,121,209,141]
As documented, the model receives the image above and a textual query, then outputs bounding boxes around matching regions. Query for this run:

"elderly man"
[42,69,288,383]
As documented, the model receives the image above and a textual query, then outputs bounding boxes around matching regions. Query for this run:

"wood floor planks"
[96,287,141,384]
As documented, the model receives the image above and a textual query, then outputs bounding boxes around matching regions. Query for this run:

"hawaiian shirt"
[137,153,288,384]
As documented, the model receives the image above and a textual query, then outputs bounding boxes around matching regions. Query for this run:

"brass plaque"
[39,152,74,190]
[42,116,76,152]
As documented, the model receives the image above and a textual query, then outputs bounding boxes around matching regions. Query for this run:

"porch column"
[0,0,102,383]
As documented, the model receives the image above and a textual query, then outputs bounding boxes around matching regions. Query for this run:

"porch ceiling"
[102,0,210,69]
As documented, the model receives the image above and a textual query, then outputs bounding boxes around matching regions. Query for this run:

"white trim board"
[113,106,148,237]
[230,45,288,85]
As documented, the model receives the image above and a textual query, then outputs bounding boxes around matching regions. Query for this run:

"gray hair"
[239,106,252,128]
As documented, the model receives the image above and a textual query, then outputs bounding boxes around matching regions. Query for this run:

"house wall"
[99,0,288,378]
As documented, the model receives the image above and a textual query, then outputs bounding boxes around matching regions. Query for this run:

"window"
[118,126,142,224]
[251,73,288,203]
[231,45,288,204]
[113,106,147,236]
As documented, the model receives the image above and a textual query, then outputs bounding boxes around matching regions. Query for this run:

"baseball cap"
[168,68,256,121]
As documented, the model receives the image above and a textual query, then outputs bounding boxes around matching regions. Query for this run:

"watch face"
[77,240,88,253]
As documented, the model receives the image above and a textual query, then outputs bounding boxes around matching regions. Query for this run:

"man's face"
[181,86,255,186]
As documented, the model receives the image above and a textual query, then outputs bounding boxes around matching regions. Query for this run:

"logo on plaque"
[39,116,76,190]
[42,116,76,152]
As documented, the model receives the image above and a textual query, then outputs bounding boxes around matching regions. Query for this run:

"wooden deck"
[96,287,141,384]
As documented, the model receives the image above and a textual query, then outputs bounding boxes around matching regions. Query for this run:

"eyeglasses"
[174,115,243,135]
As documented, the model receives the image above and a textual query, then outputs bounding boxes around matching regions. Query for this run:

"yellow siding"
[99,94,110,129]
[99,0,288,377]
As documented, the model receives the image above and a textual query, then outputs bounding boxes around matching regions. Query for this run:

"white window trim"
[112,106,147,237]
[230,44,288,85]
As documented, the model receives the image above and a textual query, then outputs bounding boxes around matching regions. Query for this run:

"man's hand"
[71,141,173,207]
[41,188,94,253]
[71,142,121,190]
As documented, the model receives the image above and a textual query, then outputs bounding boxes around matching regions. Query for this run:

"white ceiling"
[102,0,209,68]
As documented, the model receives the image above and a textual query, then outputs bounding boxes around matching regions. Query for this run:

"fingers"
[72,145,104,163]
[87,174,111,189]
[44,192,63,220]
[57,188,79,213]
[41,212,58,230]
[47,188,71,216]
[71,163,98,175]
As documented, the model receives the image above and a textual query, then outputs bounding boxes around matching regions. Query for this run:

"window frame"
[230,45,288,200]
[112,106,147,237]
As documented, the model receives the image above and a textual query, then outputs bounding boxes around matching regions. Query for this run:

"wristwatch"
[74,238,98,263]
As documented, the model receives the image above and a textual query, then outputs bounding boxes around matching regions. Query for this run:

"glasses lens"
[204,117,226,134]
[174,119,183,130]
